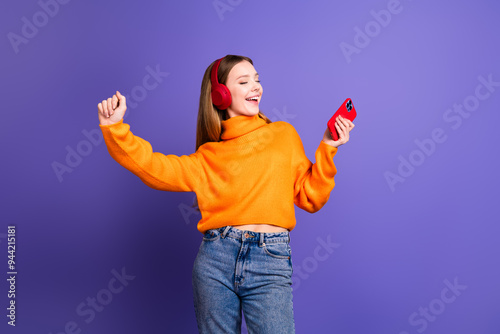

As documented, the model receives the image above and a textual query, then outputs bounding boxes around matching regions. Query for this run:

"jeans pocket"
[202,229,221,242]
[263,242,291,259]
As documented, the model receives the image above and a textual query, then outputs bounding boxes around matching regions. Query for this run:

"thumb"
[117,90,127,101]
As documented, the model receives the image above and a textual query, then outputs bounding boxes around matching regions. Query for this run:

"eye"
[240,80,261,85]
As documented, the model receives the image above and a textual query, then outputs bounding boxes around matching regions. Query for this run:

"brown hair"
[191,55,273,212]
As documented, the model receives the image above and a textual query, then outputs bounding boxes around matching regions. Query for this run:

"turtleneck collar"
[220,113,267,140]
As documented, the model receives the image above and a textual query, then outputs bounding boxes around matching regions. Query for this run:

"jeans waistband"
[207,225,290,245]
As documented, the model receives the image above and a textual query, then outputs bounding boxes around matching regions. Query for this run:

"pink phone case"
[327,98,357,141]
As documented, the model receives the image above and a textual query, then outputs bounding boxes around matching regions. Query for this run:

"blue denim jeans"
[192,225,295,333]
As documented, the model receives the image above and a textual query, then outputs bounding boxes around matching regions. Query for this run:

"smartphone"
[327,98,357,141]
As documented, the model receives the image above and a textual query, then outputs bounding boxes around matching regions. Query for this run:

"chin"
[247,110,260,117]
[228,106,260,118]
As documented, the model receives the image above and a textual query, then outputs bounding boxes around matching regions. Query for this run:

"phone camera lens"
[346,100,352,111]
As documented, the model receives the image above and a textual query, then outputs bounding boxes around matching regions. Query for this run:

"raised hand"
[322,115,355,148]
[98,91,127,126]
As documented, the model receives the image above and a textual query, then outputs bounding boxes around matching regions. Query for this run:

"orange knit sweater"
[99,113,338,234]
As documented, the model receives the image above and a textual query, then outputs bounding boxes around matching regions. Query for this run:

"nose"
[252,81,260,92]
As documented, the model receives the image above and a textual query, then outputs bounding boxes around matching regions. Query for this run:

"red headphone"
[210,57,232,110]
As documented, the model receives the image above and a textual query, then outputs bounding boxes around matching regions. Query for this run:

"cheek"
[231,88,245,101]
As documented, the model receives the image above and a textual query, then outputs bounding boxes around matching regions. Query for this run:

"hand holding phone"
[327,98,357,141]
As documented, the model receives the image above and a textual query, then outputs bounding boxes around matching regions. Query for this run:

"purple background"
[1,0,499,333]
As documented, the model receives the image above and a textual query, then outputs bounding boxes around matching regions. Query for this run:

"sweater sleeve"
[99,119,203,192]
[289,125,338,213]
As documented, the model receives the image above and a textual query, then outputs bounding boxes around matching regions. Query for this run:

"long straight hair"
[191,55,273,212]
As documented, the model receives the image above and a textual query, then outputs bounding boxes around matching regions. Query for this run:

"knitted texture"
[99,113,338,233]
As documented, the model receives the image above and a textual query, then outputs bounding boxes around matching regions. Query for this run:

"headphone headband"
[211,58,223,87]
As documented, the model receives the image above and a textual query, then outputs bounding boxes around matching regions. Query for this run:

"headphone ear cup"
[211,84,232,110]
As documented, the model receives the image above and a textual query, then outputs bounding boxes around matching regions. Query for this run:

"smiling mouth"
[245,96,259,104]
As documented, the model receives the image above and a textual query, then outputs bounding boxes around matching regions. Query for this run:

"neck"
[220,113,267,140]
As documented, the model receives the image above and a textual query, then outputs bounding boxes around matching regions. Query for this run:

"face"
[224,60,263,118]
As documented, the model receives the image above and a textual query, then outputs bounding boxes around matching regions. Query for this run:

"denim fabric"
[192,225,295,333]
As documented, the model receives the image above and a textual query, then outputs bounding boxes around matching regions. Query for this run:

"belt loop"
[288,233,290,244]
[221,226,231,239]
[260,232,265,247]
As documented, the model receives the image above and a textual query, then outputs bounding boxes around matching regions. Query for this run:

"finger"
[107,98,113,115]
[343,125,350,139]
[336,118,346,130]
[117,90,126,104]
[101,100,108,117]
[339,116,349,127]
[97,102,103,114]
[112,94,118,110]
[337,121,348,139]
[103,99,110,117]
[107,99,113,117]
[335,122,343,140]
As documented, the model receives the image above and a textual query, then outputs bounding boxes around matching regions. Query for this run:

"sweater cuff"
[99,118,125,128]
[319,140,338,158]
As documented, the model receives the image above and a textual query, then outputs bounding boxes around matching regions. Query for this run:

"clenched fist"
[98,91,127,126]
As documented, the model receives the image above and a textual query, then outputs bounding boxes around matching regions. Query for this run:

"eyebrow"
[236,73,259,80]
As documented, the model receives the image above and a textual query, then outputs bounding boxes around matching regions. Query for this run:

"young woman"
[97,55,354,333]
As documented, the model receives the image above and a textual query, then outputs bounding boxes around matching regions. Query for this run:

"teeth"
[246,97,258,101]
